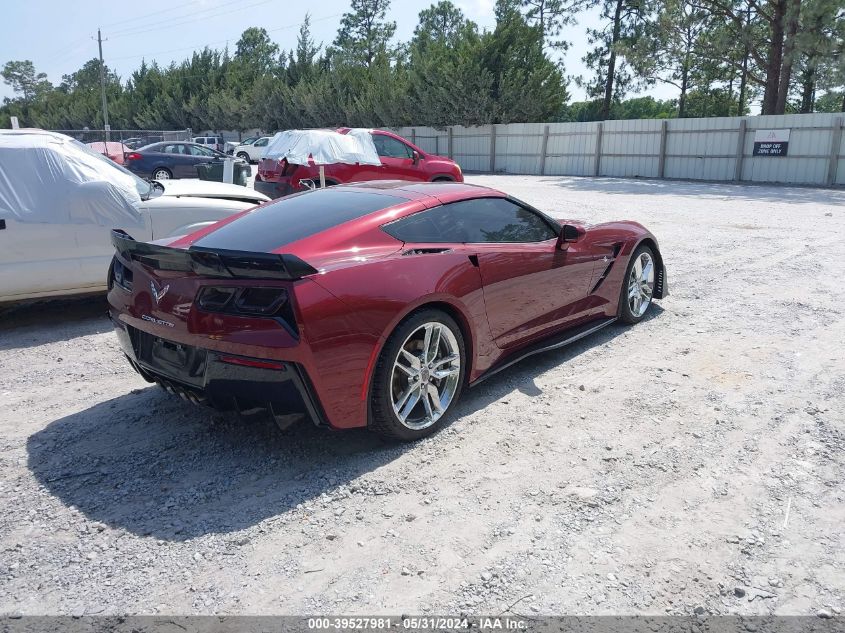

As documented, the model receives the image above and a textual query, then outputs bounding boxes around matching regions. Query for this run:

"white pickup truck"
[0,129,269,304]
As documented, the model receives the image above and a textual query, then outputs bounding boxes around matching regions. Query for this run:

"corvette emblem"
[150,280,170,305]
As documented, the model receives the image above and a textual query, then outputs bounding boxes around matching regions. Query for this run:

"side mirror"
[412,150,421,165]
[558,224,586,248]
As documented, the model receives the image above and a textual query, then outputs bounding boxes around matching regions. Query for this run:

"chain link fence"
[49,129,193,149]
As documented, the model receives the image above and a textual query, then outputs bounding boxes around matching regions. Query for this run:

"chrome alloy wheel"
[390,322,461,430]
[628,251,655,318]
[153,168,171,180]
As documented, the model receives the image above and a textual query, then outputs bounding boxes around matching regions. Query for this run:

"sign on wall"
[753,129,790,156]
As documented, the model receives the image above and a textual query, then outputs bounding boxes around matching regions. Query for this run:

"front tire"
[619,245,656,324]
[237,152,250,161]
[370,310,466,441]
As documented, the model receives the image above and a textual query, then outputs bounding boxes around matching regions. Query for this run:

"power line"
[108,12,341,63]
[37,0,235,60]
[109,0,276,39]
[100,0,231,30]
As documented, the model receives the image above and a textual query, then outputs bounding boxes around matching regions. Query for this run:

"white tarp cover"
[262,128,381,166]
[0,130,144,227]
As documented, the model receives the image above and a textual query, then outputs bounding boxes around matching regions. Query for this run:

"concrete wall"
[394,112,845,186]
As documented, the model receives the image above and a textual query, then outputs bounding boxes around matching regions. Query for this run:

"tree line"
[2,0,843,133]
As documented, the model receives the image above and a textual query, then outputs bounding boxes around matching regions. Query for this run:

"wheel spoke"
[431,354,458,369]
[423,324,441,364]
[422,389,434,420]
[400,348,421,370]
[396,386,421,422]
[394,358,418,378]
[394,383,416,412]
[633,256,643,279]
[432,366,459,380]
[427,384,444,414]
[628,283,639,299]
[641,284,653,298]
[641,259,654,283]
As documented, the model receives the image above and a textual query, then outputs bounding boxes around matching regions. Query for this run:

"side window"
[372,134,413,159]
[383,198,558,244]
[162,144,179,154]
[190,145,214,157]
[254,138,268,147]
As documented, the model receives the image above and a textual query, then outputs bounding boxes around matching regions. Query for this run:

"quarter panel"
[307,252,498,397]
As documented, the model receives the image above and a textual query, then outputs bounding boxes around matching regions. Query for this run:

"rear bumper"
[113,319,326,425]
[253,178,296,199]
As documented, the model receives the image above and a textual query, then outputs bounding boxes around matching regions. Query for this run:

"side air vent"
[589,243,623,294]
[402,248,452,256]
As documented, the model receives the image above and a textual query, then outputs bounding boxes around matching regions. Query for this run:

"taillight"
[125,152,142,161]
[111,257,133,291]
[197,286,288,317]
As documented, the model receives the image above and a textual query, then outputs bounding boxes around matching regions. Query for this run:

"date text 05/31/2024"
[307,617,528,630]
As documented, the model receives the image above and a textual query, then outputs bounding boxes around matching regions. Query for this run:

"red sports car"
[108,181,667,441]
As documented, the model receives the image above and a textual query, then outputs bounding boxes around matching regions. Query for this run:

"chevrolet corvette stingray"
[108,181,667,440]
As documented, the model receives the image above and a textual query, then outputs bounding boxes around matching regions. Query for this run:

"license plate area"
[133,329,208,386]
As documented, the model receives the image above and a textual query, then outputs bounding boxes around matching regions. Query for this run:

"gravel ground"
[0,175,843,617]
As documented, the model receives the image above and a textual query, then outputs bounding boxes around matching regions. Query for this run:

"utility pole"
[96,28,110,141]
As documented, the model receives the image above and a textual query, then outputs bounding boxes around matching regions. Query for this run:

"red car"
[254,129,463,199]
[86,141,131,165]
[108,181,667,441]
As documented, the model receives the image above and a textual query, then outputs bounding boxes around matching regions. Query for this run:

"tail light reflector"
[218,355,287,371]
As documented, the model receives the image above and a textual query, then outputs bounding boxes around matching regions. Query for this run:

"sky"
[0,0,679,104]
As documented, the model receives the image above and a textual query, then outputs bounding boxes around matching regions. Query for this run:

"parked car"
[107,181,667,440]
[86,141,131,165]
[0,130,269,304]
[124,142,241,180]
[192,135,226,153]
[255,128,463,199]
[233,136,270,163]
[118,135,165,150]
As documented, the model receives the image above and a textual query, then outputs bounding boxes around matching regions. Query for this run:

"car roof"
[174,181,504,254]
[335,180,501,201]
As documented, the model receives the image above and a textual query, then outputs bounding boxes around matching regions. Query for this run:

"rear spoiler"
[111,229,318,280]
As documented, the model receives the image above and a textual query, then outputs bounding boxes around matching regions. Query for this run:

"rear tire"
[152,168,172,180]
[370,309,466,441]
[619,245,656,324]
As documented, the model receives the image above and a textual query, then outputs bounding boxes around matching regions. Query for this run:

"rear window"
[193,188,406,252]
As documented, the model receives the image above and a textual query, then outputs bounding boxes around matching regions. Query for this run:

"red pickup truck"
[254,128,463,199]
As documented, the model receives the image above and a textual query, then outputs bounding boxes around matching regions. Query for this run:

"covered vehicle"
[108,181,667,441]
[0,129,269,304]
[87,141,131,165]
[124,141,243,180]
[255,128,463,199]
